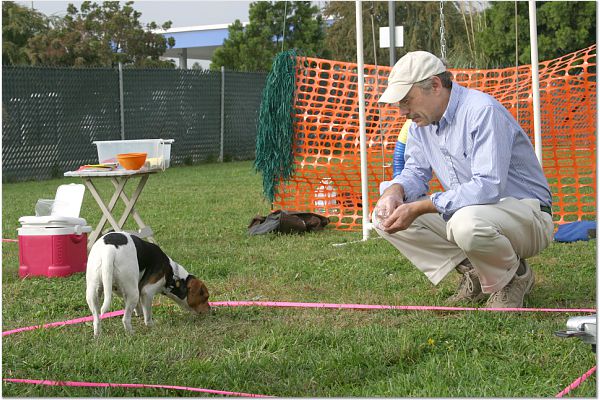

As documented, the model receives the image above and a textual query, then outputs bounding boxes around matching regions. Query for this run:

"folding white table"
[64,169,158,250]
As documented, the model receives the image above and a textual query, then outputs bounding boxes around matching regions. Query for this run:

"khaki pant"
[373,197,555,293]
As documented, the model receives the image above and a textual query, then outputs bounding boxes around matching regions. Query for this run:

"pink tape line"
[2,238,18,242]
[3,301,595,337]
[555,365,596,398]
[210,300,597,314]
[3,378,272,397]
[2,310,125,337]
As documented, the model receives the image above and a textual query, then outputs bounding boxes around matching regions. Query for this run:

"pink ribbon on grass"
[3,301,596,398]
[3,301,595,337]
[2,310,124,337]
[210,300,596,314]
[3,378,272,397]
[555,365,596,397]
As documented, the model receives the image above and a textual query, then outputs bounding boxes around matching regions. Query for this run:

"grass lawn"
[2,160,596,397]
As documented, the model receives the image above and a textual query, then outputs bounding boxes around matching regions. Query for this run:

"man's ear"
[431,75,443,93]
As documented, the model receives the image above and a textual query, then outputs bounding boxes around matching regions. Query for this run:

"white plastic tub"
[94,139,174,171]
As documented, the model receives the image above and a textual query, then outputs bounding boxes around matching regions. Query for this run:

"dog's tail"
[100,246,116,315]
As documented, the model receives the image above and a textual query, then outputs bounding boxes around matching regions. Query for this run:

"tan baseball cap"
[378,51,446,104]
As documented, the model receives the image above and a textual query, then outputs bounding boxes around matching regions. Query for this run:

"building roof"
[156,23,248,60]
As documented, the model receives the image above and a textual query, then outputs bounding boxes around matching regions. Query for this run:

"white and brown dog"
[86,232,210,336]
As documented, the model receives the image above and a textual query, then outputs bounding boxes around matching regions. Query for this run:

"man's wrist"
[410,198,438,216]
[383,183,405,201]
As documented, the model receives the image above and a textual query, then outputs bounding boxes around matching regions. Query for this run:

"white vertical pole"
[220,65,225,162]
[355,0,371,241]
[528,0,542,165]
[118,61,125,140]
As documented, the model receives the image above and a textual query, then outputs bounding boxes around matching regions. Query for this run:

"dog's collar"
[166,273,194,300]
[165,261,184,298]
[172,262,181,281]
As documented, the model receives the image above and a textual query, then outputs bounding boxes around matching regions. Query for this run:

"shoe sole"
[447,292,487,305]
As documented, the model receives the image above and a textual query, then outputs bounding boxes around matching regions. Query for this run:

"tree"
[2,1,50,65]
[322,1,471,66]
[191,62,205,70]
[536,1,596,61]
[22,1,176,67]
[210,1,328,71]
[477,1,596,66]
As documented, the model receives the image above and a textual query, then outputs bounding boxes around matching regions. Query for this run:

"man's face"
[397,84,440,127]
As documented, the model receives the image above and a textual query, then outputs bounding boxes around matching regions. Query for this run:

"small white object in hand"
[375,209,390,225]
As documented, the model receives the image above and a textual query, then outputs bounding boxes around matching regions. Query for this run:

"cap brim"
[378,83,412,104]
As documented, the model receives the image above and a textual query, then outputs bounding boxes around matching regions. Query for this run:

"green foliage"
[322,1,468,65]
[322,1,595,68]
[5,0,176,67]
[536,1,596,61]
[2,1,50,65]
[210,1,328,72]
[477,1,596,66]
[1,161,596,397]
[472,2,521,67]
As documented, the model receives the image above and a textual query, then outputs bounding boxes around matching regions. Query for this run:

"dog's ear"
[186,278,210,313]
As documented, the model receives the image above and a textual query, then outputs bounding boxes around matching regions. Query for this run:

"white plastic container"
[313,177,339,214]
[93,139,174,171]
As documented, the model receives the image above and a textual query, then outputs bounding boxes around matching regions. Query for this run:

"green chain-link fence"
[2,66,267,182]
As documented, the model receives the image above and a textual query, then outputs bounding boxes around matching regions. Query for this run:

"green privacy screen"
[2,66,267,181]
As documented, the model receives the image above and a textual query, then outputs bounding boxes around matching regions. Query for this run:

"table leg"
[84,177,128,249]
[111,174,155,243]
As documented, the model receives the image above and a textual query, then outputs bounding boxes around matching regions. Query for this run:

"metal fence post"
[389,1,396,65]
[119,61,125,140]
[219,66,225,162]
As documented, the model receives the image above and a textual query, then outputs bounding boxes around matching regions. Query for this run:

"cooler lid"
[52,183,85,218]
[19,216,88,226]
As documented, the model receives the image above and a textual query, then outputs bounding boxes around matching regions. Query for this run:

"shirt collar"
[439,82,463,128]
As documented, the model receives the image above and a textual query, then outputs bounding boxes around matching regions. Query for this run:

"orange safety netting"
[274,45,596,230]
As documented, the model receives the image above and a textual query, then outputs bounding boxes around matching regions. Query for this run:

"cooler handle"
[70,234,88,244]
[73,225,92,235]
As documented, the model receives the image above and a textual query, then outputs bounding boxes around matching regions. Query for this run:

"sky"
[19,0,253,28]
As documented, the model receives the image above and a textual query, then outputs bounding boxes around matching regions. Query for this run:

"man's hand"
[373,184,404,227]
[377,191,438,234]
[381,203,419,233]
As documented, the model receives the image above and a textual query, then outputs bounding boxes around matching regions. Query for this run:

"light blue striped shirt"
[386,82,552,220]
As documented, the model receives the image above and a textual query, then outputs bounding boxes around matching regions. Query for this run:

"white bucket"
[314,178,339,214]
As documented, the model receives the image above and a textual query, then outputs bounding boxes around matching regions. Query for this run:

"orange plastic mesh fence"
[273,46,596,230]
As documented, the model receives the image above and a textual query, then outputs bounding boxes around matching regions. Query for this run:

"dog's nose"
[194,304,211,315]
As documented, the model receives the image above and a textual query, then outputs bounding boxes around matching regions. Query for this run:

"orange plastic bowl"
[117,152,147,170]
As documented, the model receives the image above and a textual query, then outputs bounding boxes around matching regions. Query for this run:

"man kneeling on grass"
[373,51,554,308]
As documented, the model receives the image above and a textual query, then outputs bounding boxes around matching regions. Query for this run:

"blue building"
[157,23,248,69]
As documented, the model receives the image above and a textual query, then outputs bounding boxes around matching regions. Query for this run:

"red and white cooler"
[18,217,91,278]
[17,184,91,278]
